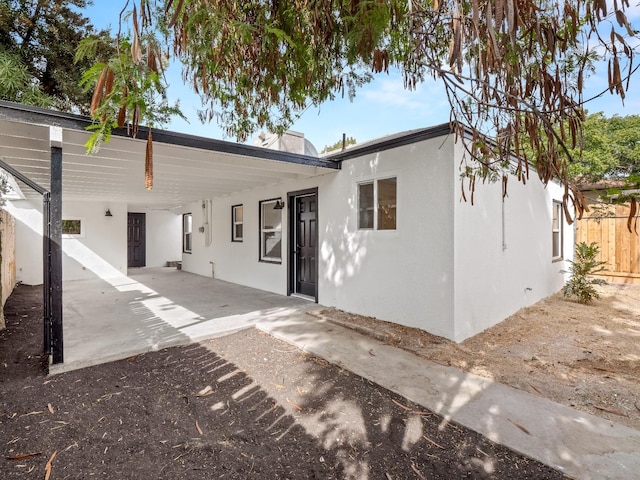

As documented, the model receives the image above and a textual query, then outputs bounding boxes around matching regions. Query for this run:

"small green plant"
[562,242,607,304]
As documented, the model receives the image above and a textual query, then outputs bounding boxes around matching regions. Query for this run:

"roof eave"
[0,101,339,170]
[324,123,455,162]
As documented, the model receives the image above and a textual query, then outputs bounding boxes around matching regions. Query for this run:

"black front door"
[127,213,146,267]
[293,193,317,298]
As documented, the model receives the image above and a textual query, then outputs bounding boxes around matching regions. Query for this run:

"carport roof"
[0,101,339,209]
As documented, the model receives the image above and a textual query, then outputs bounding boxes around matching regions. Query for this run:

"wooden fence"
[575,203,640,281]
[0,208,16,330]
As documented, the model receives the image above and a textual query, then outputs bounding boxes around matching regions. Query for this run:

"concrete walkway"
[52,267,640,479]
[257,313,640,480]
[52,267,311,373]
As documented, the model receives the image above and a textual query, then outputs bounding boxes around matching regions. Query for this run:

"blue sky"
[83,3,640,152]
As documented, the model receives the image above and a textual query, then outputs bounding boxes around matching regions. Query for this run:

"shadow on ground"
[0,285,564,479]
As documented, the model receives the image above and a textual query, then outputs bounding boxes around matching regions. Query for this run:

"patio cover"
[0,101,339,209]
[0,100,339,364]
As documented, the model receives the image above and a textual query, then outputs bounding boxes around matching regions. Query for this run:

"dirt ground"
[0,285,566,479]
[319,283,640,432]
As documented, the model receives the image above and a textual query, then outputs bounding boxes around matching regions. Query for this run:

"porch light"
[273,198,285,210]
[105,209,113,217]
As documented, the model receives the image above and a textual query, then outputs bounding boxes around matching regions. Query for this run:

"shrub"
[562,242,607,304]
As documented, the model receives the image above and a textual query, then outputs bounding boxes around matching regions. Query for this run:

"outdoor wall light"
[105,209,113,217]
[273,198,285,210]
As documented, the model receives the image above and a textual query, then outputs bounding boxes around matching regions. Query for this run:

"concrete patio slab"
[257,313,640,480]
[51,267,312,374]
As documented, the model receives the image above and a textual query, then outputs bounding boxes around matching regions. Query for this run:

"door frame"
[127,212,146,267]
[287,187,318,302]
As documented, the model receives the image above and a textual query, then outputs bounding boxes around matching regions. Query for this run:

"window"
[61,219,82,236]
[358,182,374,229]
[358,177,397,230]
[259,199,282,262]
[183,213,192,253]
[552,201,563,260]
[231,205,243,242]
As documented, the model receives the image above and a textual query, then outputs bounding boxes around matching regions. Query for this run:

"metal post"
[43,192,51,356]
[50,128,63,364]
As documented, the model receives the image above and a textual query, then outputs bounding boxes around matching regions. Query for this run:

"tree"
[0,0,115,113]
[569,112,640,185]
[83,0,638,216]
[321,136,357,154]
[0,49,54,107]
[568,112,640,226]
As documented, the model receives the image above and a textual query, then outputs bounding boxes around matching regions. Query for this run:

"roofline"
[325,123,455,162]
[0,101,339,170]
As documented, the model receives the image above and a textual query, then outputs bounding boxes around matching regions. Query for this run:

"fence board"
[576,203,640,276]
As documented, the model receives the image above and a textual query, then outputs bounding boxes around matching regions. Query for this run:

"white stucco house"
[0,101,574,344]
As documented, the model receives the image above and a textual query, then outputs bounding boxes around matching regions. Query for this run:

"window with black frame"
[232,204,243,242]
[183,213,192,253]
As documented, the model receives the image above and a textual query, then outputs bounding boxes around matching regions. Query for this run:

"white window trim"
[552,201,563,261]
[357,181,375,230]
[62,218,85,239]
[231,204,243,242]
[357,176,398,231]
[259,199,282,263]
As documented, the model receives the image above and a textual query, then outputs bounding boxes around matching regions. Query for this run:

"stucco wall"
[9,201,182,284]
[318,136,457,339]
[452,150,575,342]
[176,134,575,343]
[138,209,182,268]
[180,201,215,278]
[61,201,128,280]
[9,199,129,283]
[0,208,16,330]
[181,135,459,339]
[182,184,309,287]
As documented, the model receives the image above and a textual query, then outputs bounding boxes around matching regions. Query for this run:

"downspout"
[201,200,213,277]
[201,200,212,247]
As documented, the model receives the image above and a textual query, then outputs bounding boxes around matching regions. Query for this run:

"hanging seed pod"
[168,0,185,28]
[132,105,140,138]
[117,105,127,129]
[117,86,128,129]
[145,130,153,190]
[90,66,109,116]
[104,68,115,97]
[147,43,158,74]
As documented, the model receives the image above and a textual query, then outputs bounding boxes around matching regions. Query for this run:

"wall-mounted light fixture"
[105,209,113,217]
[273,198,285,210]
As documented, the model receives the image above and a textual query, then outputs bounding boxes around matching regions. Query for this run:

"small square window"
[358,177,397,231]
[259,199,282,262]
[232,205,243,242]
[62,219,82,236]
[183,213,192,253]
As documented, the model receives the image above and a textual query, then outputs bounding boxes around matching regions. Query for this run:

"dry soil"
[0,285,566,479]
[319,283,640,432]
